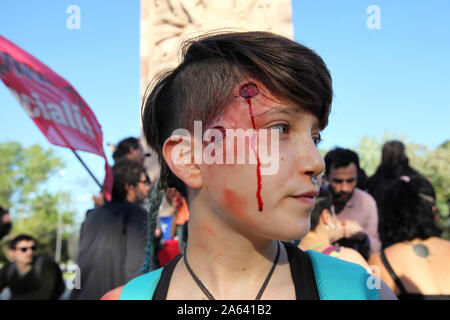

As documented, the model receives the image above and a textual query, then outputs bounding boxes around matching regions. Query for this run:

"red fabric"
[157,239,181,267]
[0,35,112,200]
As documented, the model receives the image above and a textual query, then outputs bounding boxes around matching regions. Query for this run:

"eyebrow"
[253,104,302,119]
[253,103,322,130]
[332,178,357,182]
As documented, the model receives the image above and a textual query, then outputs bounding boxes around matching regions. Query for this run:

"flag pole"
[70,148,103,190]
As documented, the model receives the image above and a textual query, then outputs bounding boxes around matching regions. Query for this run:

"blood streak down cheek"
[239,83,264,212]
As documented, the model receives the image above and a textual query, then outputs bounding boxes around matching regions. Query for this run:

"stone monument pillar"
[140,0,294,215]
[141,0,293,98]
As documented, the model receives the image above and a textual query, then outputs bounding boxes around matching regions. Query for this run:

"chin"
[288,228,310,242]
[270,219,310,242]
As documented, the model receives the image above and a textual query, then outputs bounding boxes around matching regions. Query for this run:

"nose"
[342,181,352,193]
[297,139,325,181]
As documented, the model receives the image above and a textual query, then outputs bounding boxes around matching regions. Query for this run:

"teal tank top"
[120,249,379,300]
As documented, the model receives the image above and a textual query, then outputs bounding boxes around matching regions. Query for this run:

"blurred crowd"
[0,138,448,300]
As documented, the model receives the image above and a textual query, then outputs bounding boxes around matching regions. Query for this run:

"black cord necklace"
[183,241,280,300]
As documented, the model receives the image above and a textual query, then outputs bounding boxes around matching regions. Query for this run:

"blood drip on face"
[239,83,264,212]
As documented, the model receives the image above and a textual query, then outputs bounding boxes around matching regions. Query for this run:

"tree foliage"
[0,141,75,263]
[352,135,449,239]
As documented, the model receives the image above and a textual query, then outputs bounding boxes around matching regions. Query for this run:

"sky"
[1,0,449,227]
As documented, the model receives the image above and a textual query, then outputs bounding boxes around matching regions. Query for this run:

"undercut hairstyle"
[140,31,333,273]
[142,31,333,199]
[378,176,441,248]
[112,137,141,162]
[10,234,36,250]
[324,147,360,177]
[111,159,146,201]
[310,188,333,230]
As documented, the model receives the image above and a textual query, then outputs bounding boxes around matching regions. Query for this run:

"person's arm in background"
[92,192,105,207]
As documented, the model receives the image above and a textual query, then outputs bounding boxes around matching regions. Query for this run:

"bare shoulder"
[429,237,450,249]
[365,252,398,299]
[368,251,382,265]
[368,250,402,295]
[101,285,124,300]
[338,247,370,270]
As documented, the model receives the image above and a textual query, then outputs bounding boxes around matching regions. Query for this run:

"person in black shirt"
[69,159,150,300]
[0,234,64,300]
[0,207,12,240]
[366,140,423,206]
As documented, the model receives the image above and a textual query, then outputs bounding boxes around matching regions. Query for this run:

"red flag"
[0,35,112,200]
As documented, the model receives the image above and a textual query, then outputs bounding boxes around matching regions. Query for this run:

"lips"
[290,190,319,206]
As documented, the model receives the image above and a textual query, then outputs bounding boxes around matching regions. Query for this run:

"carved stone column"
[140,0,293,203]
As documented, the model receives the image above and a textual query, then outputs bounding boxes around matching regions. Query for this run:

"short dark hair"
[310,188,332,230]
[111,159,146,201]
[0,206,8,216]
[112,137,141,162]
[381,140,408,166]
[324,147,360,177]
[9,234,36,250]
[366,140,422,200]
[142,31,333,198]
[378,176,441,248]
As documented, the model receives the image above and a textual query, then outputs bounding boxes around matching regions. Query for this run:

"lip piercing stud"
[311,176,319,185]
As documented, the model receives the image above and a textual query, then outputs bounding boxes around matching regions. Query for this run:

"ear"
[162,133,203,189]
[320,209,332,226]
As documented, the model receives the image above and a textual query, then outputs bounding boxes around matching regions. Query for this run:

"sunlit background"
[1,1,449,262]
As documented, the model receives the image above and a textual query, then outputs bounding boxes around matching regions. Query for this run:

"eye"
[269,123,290,135]
[313,134,322,147]
[209,126,226,143]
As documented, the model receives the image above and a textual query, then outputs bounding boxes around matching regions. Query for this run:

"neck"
[302,230,332,247]
[16,262,32,274]
[184,200,280,299]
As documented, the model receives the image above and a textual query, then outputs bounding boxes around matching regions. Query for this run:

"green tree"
[410,140,450,239]
[0,141,75,263]
[355,135,382,177]
[352,134,449,239]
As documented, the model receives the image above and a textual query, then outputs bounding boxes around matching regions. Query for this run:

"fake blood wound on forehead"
[239,83,263,212]
[209,126,226,142]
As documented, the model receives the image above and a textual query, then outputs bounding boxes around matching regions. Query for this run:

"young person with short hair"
[103,31,395,300]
